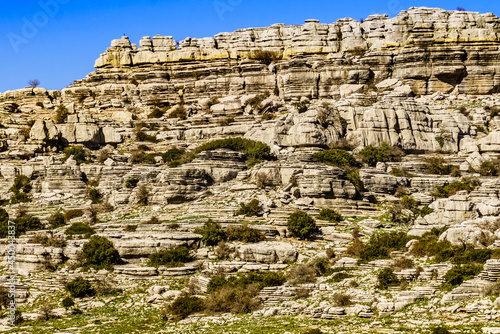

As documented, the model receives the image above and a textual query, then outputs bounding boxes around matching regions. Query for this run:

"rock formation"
[0,7,500,333]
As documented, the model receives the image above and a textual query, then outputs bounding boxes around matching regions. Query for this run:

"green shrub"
[390,168,414,178]
[168,106,187,120]
[9,175,32,204]
[0,209,10,238]
[137,144,151,151]
[424,157,460,175]
[317,208,343,223]
[61,297,75,310]
[148,107,166,119]
[330,272,351,283]
[312,149,360,168]
[136,184,149,206]
[292,101,309,113]
[346,168,364,194]
[65,222,95,236]
[430,325,451,334]
[4,216,43,237]
[313,258,333,276]
[431,180,478,198]
[162,148,185,166]
[435,135,445,148]
[135,131,158,143]
[162,138,272,169]
[147,246,195,268]
[376,267,400,289]
[419,206,434,217]
[410,231,498,265]
[64,209,84,222]
[82,235,121,270]
[333,293,353,306]
[287,210,317,240]
[130,151,158,164]
[28,233,66,248]
[226,223,266,243]
[359,231,414,263]
[478,159,500,176]
[66,277,95,298]
[392,257,415,269]
[235,199,260,216]
[386,195,431,225]
[422,227,448,238]
[207,271,285,294]
[287,264,318,285]
[410,235,451,258]
[125,177,139,189]
[10,192,31,204]
[63,146,87,164]
[441,264,483,291]
[261,113,275,121]
[303,329,323,334]
[453,248,495,265]
[124,224,137,232]
[10,175,32,193]
[55,105,70,124]
[88,188,103,204]
[194,137,272,166]
[48,212,66,229]
[195,219,226,246]
[204,284,261,315]
[167,293,204,321]
[359,143,404,167]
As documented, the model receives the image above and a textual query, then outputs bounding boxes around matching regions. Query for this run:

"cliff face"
[81,7,500,106]
[1,8,500,331]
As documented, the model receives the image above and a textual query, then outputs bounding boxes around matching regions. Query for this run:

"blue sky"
[0,0,498,92]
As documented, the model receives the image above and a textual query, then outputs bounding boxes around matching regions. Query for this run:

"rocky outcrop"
[65,8,500,111]
[238,242,298,263]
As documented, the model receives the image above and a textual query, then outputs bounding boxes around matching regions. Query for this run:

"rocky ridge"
[0,6,500,334]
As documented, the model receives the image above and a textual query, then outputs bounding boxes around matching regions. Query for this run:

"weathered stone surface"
[238,242,297,263]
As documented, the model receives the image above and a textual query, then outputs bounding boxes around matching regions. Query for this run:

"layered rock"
[64,7,500,110]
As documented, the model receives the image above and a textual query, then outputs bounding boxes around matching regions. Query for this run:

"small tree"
[82,235,121,270]
[136,184,149,206]
[148,246,195,267]
[28,79,40,88]
[359,143,404,167]
[38,302,55,321]
[55,105,70,124]
[63,146,87,164]
[376,267,400,289]
[287,210,317,240]
[9,175,32,204]
[167,293,204,321]
[65,222,95,237]
[0,286,9,309]
[48,212,66,229]
[317,208,343,223]
[62,297,75,310]
[88,188,103,204]
[235,199,260,216]
[195,219,226,246]
[66,277,95,298]
[0,209,10,238]
[125,177,139,188]
[11,216,43,237]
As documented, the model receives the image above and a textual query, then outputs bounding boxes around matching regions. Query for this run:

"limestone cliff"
[86,7,500,105]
